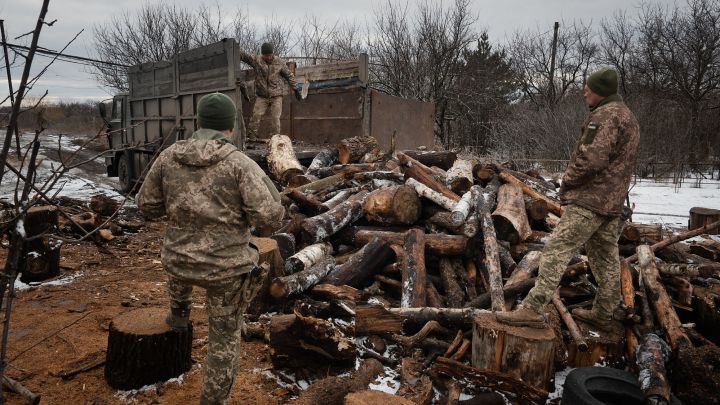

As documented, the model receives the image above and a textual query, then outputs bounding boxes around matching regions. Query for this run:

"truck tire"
[562,367,682,405]
[116,153,134,193]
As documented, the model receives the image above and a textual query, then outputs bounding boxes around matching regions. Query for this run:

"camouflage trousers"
[522,204,622,318]
[167,266,266,405]
[247,96,282,140]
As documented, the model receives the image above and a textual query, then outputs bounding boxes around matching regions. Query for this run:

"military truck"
[99,38,435,192]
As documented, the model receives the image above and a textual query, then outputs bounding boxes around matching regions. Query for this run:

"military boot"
[572,308,620,332]
[495,306,547,329]
[165,304,190,331]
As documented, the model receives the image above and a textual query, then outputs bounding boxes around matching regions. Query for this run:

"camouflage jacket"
[560,96,640,217]
[136,128,284,282]
[239,51,297,98]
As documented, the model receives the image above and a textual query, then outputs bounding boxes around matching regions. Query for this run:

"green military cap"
[587,68,618,97]
[197,93,236,131]
[261,42,274,55]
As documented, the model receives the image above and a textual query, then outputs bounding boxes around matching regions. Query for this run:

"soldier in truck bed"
[496,68,640,332]
[239,42,301,142]
[137,92,284,404]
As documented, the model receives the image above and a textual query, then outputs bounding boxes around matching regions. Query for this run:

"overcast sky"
[0,0,675,105]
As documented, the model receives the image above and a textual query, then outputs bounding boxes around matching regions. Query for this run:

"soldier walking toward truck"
[136,93,284,404]
[496,68,640,331]
[239,42,301,142]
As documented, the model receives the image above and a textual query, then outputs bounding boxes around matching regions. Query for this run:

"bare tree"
[509,20,598,107]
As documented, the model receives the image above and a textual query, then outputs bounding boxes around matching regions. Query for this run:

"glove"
[294,88,302,101]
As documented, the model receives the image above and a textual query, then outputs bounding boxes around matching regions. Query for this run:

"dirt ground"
[2,219,289,405]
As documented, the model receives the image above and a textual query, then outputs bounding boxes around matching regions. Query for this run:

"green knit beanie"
[197,93,236,131]
[261,42,274,55]
[587,68,619,97]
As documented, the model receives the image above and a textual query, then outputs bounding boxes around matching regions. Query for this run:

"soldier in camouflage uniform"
[137,92,284,404]
[497,68,640,331]
[239,42,300,142]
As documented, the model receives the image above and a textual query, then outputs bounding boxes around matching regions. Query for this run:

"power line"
[0,41,129,68]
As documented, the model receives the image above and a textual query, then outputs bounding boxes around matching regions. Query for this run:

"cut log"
[401,150,457,170]
[337,227,469,256]
[492,183,532,243]
[307,148,338,175]
[398,152,461,202]
[498,244,517,278]
[301,190,369,243]
[426,281,445,308]
[323,237,394,287]
[498,171,563,216]
[439,258,464,308]
[293,173,345,194]
[392,320,450,348]
[271,257,336,298]
[287,189,325,216]
[271,233,296,261]
[472,312,556,389]
[525,197,549,221]
[450,189,473,226]
[296,359,383,405]
[552,291,588,352]
[620,260,639,367]
[401,229,426,307]
[337,136,380,164]
[636,333,672,403]
[474,164,495,184]
[345,390,416,405]
[285,242,333,275]
[474,182,505,312]
[445,158,474,194]
[431,356,549,405]
[623,223,663,242]
[658,262,720,278]
[320,189,353,212]
[311,284,361,302]
[505,251,541,287]
[637,245,691,349]
[406,178,456,211]
[689,207,720,234]
[355,305,404,334]
[105,307,192,390]
[267,134,305,185]
[387,307,487,325]
[363,185,421,225]
[269,313,356,368]
[397,357,434,405]
[20,205,60,283]
[456,258,477,301]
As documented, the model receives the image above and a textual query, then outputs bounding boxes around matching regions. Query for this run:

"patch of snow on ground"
[547,367,575,402]
[14,272,83,290]
[629,177,720,227]
[368,365,401,394]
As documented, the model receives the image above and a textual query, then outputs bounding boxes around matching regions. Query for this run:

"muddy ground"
[2,219,289,405]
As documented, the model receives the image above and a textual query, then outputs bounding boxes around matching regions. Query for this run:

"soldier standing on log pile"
[496,68,640,331]
[136,93,284,404]
[239,42,301,143]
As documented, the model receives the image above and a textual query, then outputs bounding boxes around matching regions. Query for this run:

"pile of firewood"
[244,134,720,404]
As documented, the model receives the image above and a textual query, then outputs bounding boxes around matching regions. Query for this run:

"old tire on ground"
[116,152,134,193]
[562,367,681,405]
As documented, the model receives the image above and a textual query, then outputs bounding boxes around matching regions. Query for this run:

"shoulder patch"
[582,122,601,145]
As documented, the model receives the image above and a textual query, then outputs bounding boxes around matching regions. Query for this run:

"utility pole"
[548,21,560,107]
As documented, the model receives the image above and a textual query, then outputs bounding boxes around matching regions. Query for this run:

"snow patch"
[368,366,400,394]
[547,366,575,402]
[14,272,83,290]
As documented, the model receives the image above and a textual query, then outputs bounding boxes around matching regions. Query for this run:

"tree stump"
[471,312,555,390]
[20,205,60,283]
[689,207,720,234]
[336,136,379,164]
[363,185,421,225]
[567,319,626,368]
[105,307,192,390]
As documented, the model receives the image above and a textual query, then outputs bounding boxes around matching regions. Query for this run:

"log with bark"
[295,359,384,405]
[689,207,720,234]
[306,147,338,175]
[337,136,380,164]
[498,171,563,216]
[525,197,549,222]
[337,227,469,256]
[624,219,720,263]
[439,258,464,308]
[406,178,457,211]
[401,228,426,307]
[637,244,691,349]
[465,277,537,309]
[105,308,192,390]
[398,152,460,202]
[363,185,421,225]
[445,158,474,194]
[2,375,40,405]
[474,181,505,312]
[323,237,394,287]
[285,242,333,275]
[552,291,588,352]
[301,190,369,243]
[269,312,356,368]
[271,257,336,298]
[401,150,457,170]
[636,333,672,404]
[492,183,532,243]
[451,189,475,226]
[267,134,308,186]
[287,189,326,216]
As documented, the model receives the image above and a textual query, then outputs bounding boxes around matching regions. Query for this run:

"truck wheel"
[562,367,682,405]
[117,153,134,193]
